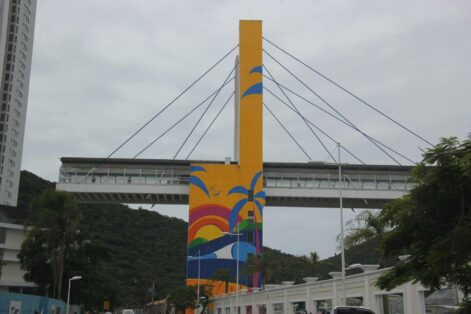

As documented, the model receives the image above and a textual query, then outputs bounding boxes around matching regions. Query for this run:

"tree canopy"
[377,136,471,308]
[341,210,388,266]
[21,189,82,298]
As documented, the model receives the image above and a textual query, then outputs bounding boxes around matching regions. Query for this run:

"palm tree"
[340,210,387,266]
[24,189,82,298]
[242,252,275,290]
[212,268,233,294]
[308,251,319,274]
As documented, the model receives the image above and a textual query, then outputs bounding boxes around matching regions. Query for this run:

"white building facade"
[0,0,37,206]
[0,220,33,292]
[213,268,462,314]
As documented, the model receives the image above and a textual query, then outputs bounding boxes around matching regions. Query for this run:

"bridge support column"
[186,20,264,302]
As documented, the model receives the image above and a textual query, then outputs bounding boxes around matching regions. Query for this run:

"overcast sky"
[22,1,471,259]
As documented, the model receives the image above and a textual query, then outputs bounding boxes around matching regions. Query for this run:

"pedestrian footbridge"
[56,157,414,209]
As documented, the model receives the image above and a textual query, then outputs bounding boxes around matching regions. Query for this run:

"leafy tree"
[18,231,52,295]
[168,285,197,313]
[21,189,82,298]
[196,284,213,314]
[212,268,233,294]
[377,136,471,310]
[300,251,319,275]
[242,251,279,289]
[340,210,387,266]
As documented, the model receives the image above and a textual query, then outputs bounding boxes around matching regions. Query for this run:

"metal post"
[197,250,201,310]
[152,279,156,303]
[236,223,240,314]
[338,143,346,306]
[66,278,72,314]
[66,276,81,314]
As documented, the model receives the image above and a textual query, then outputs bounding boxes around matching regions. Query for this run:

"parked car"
[121,309,135,314]
[327,307,375,314]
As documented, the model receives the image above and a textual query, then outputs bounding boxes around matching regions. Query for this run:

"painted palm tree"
[227,171,265,288]
[227,171,265,232]
[190,166,210,197]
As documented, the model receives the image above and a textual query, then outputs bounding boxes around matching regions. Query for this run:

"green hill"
[17,170,388,309]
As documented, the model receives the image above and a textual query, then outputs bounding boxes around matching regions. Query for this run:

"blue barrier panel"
[0,292,80,314]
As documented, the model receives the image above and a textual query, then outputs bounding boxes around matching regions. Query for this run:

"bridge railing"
[59,166,414,192]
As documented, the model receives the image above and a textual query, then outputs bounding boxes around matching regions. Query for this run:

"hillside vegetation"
[17,171,387,308]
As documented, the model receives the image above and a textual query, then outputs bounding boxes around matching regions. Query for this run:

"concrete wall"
[213,268,462,314]
[0,222,33,289]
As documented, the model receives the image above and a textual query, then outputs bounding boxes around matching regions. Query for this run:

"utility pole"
[338,143,346,305]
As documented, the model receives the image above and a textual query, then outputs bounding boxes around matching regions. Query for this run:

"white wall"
[213,269,461,314]
[0,222,33,288]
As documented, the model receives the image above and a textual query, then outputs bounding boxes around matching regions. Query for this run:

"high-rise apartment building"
[0,0,36,206]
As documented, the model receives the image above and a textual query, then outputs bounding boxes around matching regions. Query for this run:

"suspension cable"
[133,78,234,158]
[264,103,312,160]
[106,45,238,159]
[264,65,336,162]
[263,51,402,165]
[186,92,234,159]
[78,45,238,183]
[264,87,365,164]
[263,37,433,147]
[264,80,415,164]
[172,66,236,160]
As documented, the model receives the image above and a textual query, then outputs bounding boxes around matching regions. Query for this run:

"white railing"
[59,167,414,192]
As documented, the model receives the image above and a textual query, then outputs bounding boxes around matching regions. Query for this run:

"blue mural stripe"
[190,175,209,197]
[190,165,207,173]
[254,199,264,217]
[227,185,248,196]
[242,82,263,98]
[255,191,266,200]
[250,171,264,190]
[229,198,248,232]
[250,66,263,74]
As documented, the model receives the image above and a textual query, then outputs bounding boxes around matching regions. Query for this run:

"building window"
[0,227,6,243]
[422,288,459,313]
[346,296,363,307]
[377,293,404,314]
[272,303,284,314]
[314,299,332,313]
[291,302,305,314]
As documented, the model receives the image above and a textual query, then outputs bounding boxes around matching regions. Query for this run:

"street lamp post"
[66,276,82,314]
[338,143,346,306]
[151,278,158,303]
[197,250,201,309]
[223,224,241,314]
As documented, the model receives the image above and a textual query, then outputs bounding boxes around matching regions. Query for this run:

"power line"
[172,66,236,160]
[79,45,238,183]
[263,65,336,163]
[186,92,234,159]
[264,103,312,160]
[133,78,235,158]
[263,37,433,147]
[263,79,415,164]
[106,45,238,159]
[263,50,402,165]
[264,86,365,164]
